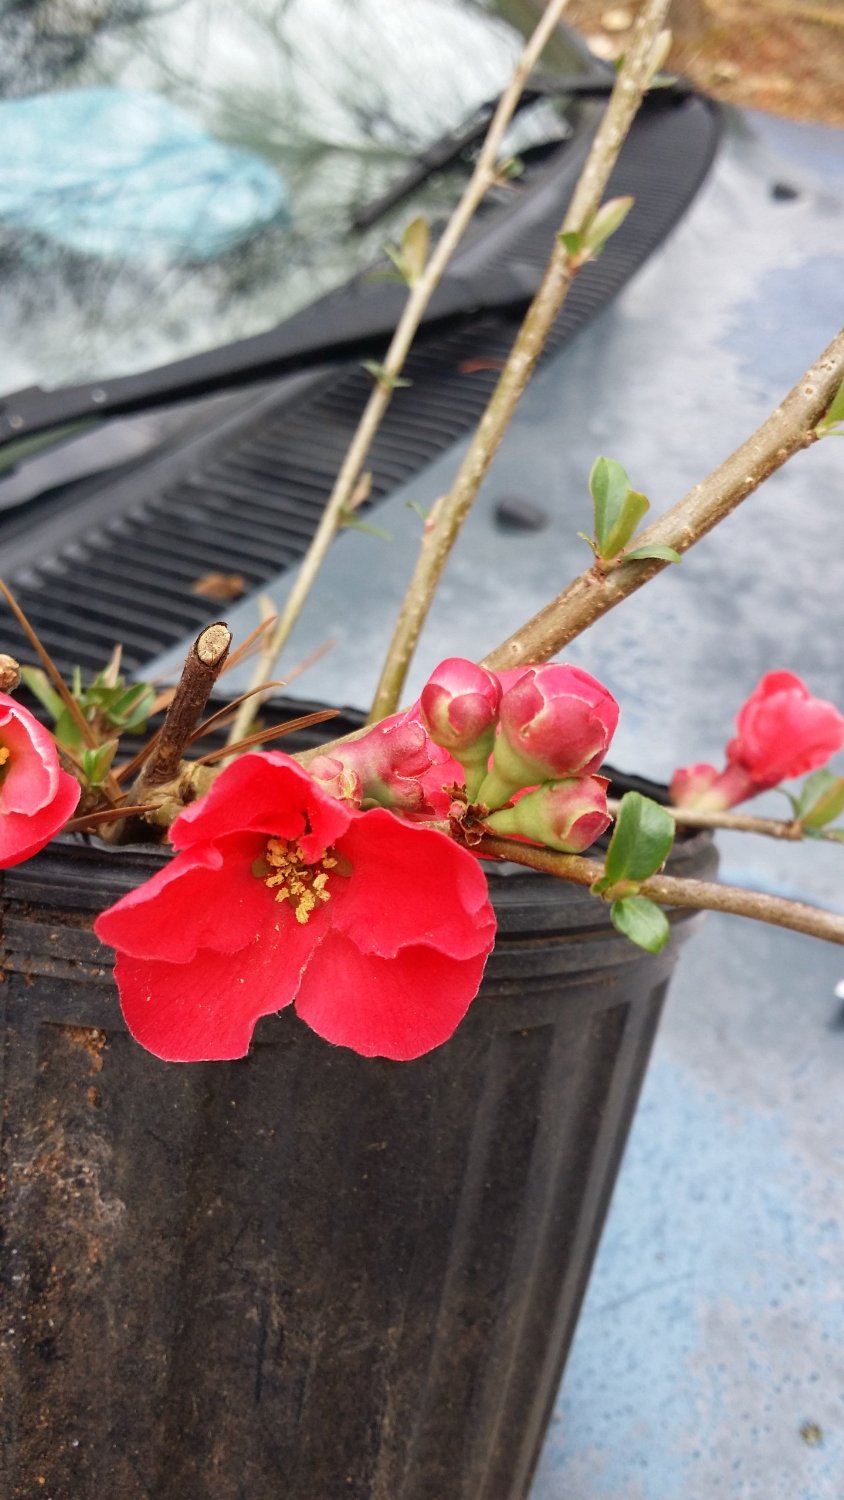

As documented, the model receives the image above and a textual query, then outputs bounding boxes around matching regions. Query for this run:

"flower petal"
[95,832,281,961]
[112,908,313,1060]
[0,696,60,813]
[294,929,490,1060]
[170,751,351,858]
[331,810,496,960]
[0,767,80,867]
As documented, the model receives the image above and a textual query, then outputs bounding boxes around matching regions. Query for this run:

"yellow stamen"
[0,746,9,767]
[260,837,337,924]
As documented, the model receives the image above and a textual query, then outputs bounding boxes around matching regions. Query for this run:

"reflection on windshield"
[0,0,586,397]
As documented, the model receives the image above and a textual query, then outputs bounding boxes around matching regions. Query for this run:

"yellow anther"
[258,835,340,923]
[0,746,9,767]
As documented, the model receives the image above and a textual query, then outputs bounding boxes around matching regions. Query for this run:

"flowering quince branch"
[482,326,844,671]
[224,0,574,751]
[368,0,673,721]
[474,836,844,948]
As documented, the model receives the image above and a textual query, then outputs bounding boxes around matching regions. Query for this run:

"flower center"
[0,744,10,786]
[259,837,338,925]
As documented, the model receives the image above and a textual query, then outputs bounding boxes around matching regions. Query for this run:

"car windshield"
[0,0,589,397]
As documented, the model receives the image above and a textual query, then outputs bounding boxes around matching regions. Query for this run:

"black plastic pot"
[0,791,716,1500]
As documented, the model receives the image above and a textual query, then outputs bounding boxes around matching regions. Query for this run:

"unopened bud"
[484,776,611,853]
[0,655,21,693]
[477,663,618,809]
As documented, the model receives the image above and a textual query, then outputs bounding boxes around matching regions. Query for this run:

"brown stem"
[134,623,231,792]
[483,325,844,670]
[367,0,672,721]
[477,835,844,946]
[609,798,809,841]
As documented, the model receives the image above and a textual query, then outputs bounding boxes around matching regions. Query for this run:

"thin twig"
[635,800,842,843]
[477,835,844,946]
[226,0,573,749]
[483,325,844,670]
[63,803,159,833]
[196,709,338,766]
[367,0,672,721]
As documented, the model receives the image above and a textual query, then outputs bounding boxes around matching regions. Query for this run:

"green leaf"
[796,770,844,829]
[577,530,600,556]
[405,500,430,522]
[53,705,85,752]
[81,739,118,787]
[603,791,675,886]
[400,215,430,284]
[588,456,650,559]
[582,195,634,257]
[816,378,844,437]
[19,666,65,723]
[622,544,681,564]
[824,828,844,843]
[106,681,155,729]
[611,894,671,952]
[559,230,583,258]
[361,360,412,390]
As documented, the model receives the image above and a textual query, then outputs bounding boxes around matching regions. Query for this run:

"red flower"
[672,672,844,810]
[727,671,844,788]
[95,752,496,1063]
[0,693,80,868]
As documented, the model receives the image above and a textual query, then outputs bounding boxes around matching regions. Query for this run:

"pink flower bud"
[671,673,844,810]
[419,658,502,756]
[727,671,844,790]
[478,663,618,808]
[669,763,722,810]
[484,776,610,853]
[308,715,461,819]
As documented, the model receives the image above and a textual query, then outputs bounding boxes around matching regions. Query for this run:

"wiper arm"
[351,70,614,232]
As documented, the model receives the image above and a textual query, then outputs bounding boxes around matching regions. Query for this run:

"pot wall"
[0,825,716,1500]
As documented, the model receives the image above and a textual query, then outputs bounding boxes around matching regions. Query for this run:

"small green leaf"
[582,195,634,257]
[107,681,155,729]
[588,456,650,559]
[611,894,671,952]
[19,667,65,723]
[824,828,844,843]
[405,500,430,522]
[577,530,600,556]
[400,215,429,284]
[81,739,118,787]
[361,360,412,391]
[796,770,844,829]
[53,706,85,752]
[622,544,681,564]
[816,378,844,437]
[559,230,583,258]
[604,791,675,886]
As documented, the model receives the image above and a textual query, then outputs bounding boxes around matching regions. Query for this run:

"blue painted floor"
[532,916,844,1499]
